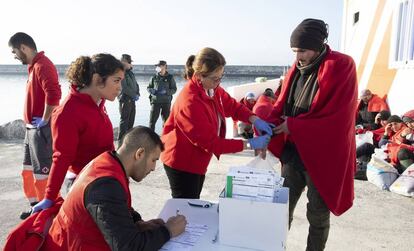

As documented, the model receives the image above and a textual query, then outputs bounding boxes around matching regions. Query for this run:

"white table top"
[158,198,258,251]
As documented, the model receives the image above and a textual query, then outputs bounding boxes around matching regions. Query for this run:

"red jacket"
[45,86,114,200]
[357,94,389,114]
[372,127,385,144]
[253,95,283,157]
[161,76,253,175]
[43,152,130,251]
[239,97,255,111]
[3,198,63,251]
[385,125,414,165]
[270,46,357,216]
[253,95,273,120]
[387,124,408,145]
[388,143,414,165]
[24,51,61,123]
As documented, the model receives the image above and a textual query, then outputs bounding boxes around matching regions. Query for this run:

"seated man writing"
[43,126,187,251]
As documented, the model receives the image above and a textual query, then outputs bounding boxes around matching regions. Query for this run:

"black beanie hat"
[387,115,403,124]
[378,110,391,121]
[290,18,328,51]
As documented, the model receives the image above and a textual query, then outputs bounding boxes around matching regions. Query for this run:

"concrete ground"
[0,140,413,250]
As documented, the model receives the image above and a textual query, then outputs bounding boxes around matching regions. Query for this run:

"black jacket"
[147,72,177,104]
[84,152,170,251]
[119,69,140,101]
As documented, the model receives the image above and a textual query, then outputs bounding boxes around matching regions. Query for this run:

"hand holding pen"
[165,210,187,237]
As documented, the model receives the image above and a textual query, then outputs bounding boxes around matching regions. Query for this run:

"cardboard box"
[219,187,289,251]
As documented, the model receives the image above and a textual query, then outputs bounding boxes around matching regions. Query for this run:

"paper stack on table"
[225,166,284,202]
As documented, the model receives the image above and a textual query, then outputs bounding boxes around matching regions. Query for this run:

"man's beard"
[16,55,28,65]
[15,50,28,65]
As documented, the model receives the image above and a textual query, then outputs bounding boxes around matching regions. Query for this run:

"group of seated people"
[237,80,282,140]
[355,89,414,179]
[236,86,414,179]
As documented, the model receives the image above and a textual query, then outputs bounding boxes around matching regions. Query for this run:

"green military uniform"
[147,72,177,131]
[118,69,140,144]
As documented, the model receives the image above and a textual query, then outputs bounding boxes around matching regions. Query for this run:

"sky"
[0,0,343,66]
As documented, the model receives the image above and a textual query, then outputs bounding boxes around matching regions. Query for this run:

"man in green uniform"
[147,60,177,131]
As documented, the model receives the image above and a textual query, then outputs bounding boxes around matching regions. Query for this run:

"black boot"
[20,201,38,220]
[354,160,368,181]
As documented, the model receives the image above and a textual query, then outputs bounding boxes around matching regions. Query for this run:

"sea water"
[0,65,280,134]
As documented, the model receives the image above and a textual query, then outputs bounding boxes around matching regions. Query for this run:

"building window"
[391,0,414,68]
[353,12,360,24]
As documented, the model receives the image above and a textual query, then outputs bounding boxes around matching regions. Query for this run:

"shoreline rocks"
[0,120,25,140]
[0,119,120,141]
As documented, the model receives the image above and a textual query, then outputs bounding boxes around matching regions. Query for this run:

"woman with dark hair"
[32,54,124,213]
[161,47,273,199]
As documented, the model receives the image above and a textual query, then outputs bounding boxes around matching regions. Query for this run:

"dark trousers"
[149,103,171,131]
[23,124,53,175]
[118,99,136,146]
[164,165,205,199]
[356,142,375,160]
[22,124,53,203]
[397,148,414,173]
[281,144,330,251]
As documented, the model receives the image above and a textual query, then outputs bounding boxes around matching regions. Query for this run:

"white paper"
[160,223,208,251]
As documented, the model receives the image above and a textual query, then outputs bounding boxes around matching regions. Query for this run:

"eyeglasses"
[204,74,225,83]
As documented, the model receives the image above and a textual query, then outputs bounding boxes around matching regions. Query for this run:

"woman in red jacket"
[161,48,273,199]
[32,54,124,212]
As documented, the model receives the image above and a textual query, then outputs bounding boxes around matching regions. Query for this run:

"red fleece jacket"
[4,198,63,251]
[270,46,358,216]
[24,51,61,123]
[161,77,253,175]
[45,86,114,200]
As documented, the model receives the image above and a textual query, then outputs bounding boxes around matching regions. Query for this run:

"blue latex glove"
[31,199,54,214]
[134,95,140,101]
[149,88,157,95]
[31,117,48,128]
[248,134,271,150]
[253,118,274,136]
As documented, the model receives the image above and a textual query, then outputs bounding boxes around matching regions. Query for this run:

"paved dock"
[0,141,413,250]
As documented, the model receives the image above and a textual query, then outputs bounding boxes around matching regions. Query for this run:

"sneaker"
[19,201,38,220]
[19,210,31,220]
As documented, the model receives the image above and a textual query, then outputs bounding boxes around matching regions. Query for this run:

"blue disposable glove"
[134,95,140,101]
[149,88,157,95]
[253,118,274,136]
[31,117,48,128]
[31,198,54,214]
[248,134,271,150]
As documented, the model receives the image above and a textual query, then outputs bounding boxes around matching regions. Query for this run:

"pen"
[187,200,212,208]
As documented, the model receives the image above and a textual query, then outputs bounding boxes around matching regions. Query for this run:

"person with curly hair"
[32,53,124,213]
